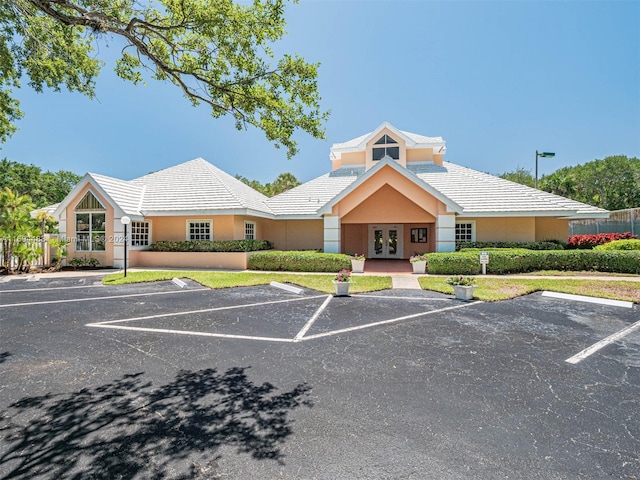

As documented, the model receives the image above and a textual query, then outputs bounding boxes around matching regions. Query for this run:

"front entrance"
[368,224,404,259]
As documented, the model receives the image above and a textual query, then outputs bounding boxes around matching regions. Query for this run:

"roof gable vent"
[75,191,105,210]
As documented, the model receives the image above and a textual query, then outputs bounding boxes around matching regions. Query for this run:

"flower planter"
[332,281,351,297]
[453,285,476,300]
[411,260,426,274]
[351,259,365,273]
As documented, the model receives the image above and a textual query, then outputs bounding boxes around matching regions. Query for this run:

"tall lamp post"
[535,150,555,189]
[121,216,130,277]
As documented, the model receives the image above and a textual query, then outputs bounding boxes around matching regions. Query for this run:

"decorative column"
[436,214,456,252]
[323,215,341,253]
[112,217,127,268]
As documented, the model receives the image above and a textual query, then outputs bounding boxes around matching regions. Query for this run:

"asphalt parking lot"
[1,275,639,479]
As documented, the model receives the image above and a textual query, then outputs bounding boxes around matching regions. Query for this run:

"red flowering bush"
[567,232,638,249]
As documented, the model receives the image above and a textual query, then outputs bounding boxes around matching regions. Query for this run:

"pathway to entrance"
[355,259,422,289]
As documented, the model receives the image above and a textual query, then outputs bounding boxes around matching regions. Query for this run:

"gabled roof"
[331,121,446,159]
[316,157,461,215]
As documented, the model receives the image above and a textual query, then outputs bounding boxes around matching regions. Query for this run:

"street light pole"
[121,216,131,277]
[535,150,555,189]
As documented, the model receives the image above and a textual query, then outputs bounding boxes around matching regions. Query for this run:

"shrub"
[594,239,640,251]
[68,257,101,269]
[249,250,351,272]
[426,249,640,275]
[566,232,637,250]
[149,239,273,252]
[456,241,564,251]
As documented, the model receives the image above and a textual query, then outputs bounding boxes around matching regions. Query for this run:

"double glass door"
[368,224,403,259]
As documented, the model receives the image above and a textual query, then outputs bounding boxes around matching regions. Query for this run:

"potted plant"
[409,254,427,274]
[446,276,477,300]
[332,269,352,296]
[350,253,365,273]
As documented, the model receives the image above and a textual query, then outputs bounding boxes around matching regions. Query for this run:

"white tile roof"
[64,155,606,221]
[130,158,272,215]
[413,162,608,217]
[83,158,273,217]
[331,121,445,152]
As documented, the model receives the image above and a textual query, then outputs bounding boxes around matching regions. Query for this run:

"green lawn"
[418,276,640,303]
[103,271,639,303]
[103,271,392,294]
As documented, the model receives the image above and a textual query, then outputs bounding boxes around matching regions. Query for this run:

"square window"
[188,221,212,241]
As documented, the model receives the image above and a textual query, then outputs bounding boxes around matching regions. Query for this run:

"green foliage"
[445,276,476,286]
[148,239,272,252]
[457,241,565,251]
[0,159,81,207]
[498,167,535,187]
[235,172,300,197]
[69,256,100,268]
[539,155,640,210]
[0,186,39,271]
[48,236,71,270]
[1,0,327,157]
[248,250,350,272]
[426,250,640,275]
[594,239,640,251]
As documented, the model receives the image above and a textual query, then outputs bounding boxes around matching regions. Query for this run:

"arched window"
[372,134,399,160]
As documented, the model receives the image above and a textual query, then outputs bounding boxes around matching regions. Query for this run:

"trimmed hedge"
[594,239,640,251]
[148,240,273,252]
[249,250,350,272]
[426,250,640,275]
[456,241,565,251]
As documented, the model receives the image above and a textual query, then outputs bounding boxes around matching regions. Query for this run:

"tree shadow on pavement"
[0,367,312,479]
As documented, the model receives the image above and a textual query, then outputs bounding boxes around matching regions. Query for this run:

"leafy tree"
[0,187,39,271]
[0,158,81,206]
[499,167,535,188]
[1,0,328,157]
[235,171,299,197]
[540,155,640,210]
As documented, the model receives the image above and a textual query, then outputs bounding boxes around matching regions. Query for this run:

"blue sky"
[3,0,639,184]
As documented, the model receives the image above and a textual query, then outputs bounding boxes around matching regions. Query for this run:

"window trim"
[186,219,213,241]
[129,220,152,249]
[244,221,256,240]
[455,221,476,243]
[75,211,106,252]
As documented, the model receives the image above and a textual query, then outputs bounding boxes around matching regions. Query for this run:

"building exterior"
[52,122,609,268]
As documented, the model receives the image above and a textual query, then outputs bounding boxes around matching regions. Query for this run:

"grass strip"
[418,276,640,303]
[103,271,392,294]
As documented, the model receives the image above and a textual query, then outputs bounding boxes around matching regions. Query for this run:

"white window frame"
[130,220,152,248]
[186,220,212,241]
[244,221,256,240]
[455,221,476,243]
[75,211,106,252]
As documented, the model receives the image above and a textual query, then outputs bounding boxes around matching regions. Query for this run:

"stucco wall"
[130,251,249,269]
[535,217,569,242]
[65,185,114,267]
[342,224,368,255]
[147,215,236,242]
[262,219,324,251]
[471,217,535,242]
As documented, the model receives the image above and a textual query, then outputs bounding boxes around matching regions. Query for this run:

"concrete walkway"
[391,275,422,289]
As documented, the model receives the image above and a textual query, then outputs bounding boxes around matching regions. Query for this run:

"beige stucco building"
[53,122,609,268]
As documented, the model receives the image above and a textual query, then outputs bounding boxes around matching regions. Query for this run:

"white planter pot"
[453,285,476,300]
[411,261,426,274]
[332,281,351,297]
[351,259,365,273]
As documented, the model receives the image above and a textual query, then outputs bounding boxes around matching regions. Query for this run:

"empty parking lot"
[1,274,639,479]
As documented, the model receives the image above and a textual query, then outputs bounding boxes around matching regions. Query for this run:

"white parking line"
[294,295,333,341]
[300,301,481,341]
[542,291,633,309]
[0,288,209,309]
[0,284,104,294]
[565,319,640,364]
[88,323,294,342]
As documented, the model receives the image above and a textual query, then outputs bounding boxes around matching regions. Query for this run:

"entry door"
[368,224,404,259]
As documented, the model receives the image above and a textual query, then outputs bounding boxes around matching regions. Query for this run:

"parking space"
[1,275,639,479]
